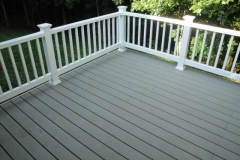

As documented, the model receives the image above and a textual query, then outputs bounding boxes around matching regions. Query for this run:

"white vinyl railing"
[0,6,240,103]
[51,12,121,75]
[0,11,121,103]
[123,11,240,81]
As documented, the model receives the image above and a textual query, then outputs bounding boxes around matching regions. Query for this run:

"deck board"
[0,145,12,160]
[38,84,151,160]
[18,93,103,160]
[1,102,57,160]
[66,57,238,159]
[0,110,34,160]
[1,49,240,160]
[106,53,240,114]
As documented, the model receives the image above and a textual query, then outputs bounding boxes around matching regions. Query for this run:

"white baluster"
[68,29,74,62]
[75,28,81,60]
[167,24,173,54]
[206,32,216,65]
[36,38,46,75]
[61,31,68,65]
[54,34,62,68]
[199,30,207,63]
[0,50,12,90]
[161,22,166,52]
[18,44,30,82]
[143,19,147,47]
[155,21,160,50]
[81,25,86,58]
[222,36,234,70]
[93,23,97,53]
[214,34,225,68]
[138,18,141,46]
[132,17,135,44]
[149,20,153,49]
[108,19,111,47]
[173,25,180,56]
[231,43,240,73]
[27,41,38,79]
[98,21,102,51]
[87,24,92,55]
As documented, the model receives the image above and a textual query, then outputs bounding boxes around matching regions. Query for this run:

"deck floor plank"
[46,82,176,160]
[0,108,34,160]
[0,102,56,160]
[95,52,240,127]
[227,124,240,136]
[29,88,127,160]
[1,49,240,160]
[62,73,215,160]
[123,50,240,97]
[21,93,103,159]
[38,84,152,160]
[67,68,240,146]
[0,144,12,160]
[79,58,229,128]
[64,63,240,159]
[106,53,240,115]
[7,97,81,160]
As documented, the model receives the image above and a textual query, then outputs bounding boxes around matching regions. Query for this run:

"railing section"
[184,23,240,80]
[123,12,186,62]
[1,6,240,103]
[0,12,121,103]
[0,32,51,102]
[123,11,240,81]
[51,12,120,75]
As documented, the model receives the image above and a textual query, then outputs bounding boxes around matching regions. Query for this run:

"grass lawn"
[0,27,37,42]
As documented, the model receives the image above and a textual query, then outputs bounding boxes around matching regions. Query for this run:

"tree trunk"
[55,6,58,25]
[0,0,9,27]
[44,5,47,22]
[62,4,67,24]
[226,55,233,70]
[32,7,35,26]
[96,0,99,16]
[36,0,41,23]
[23,0,31,25]
[13,0,17,14]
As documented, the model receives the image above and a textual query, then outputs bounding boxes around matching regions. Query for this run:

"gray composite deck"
[1,49,240,160]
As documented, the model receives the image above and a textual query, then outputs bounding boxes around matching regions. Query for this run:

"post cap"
[183,15,195,22]
[37,23,52,31]
[118,6,128,12]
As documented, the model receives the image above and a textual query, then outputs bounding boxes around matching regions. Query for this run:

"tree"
[53,0,80,24]
[0,0,9,26]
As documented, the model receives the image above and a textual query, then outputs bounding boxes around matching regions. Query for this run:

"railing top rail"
[51,12,121,34]
[189,23,240,37]
[124,12,185,26]
[0,32,44,50]
[124,12,240,37]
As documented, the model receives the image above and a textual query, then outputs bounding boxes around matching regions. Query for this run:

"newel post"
[118,6,127,52]
[38,23,61,86]
[176,15,195,71]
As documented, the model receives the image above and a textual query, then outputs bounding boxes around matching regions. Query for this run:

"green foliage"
[112,0,125,5]
[189,32,212,62]
[190,0,240,28]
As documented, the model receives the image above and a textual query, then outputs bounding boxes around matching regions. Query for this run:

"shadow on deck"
[1,50,240,160]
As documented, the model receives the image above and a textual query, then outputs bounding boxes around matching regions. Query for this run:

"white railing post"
[176,15,195,71]
[38,23,61,85]
[118,6,127,52]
